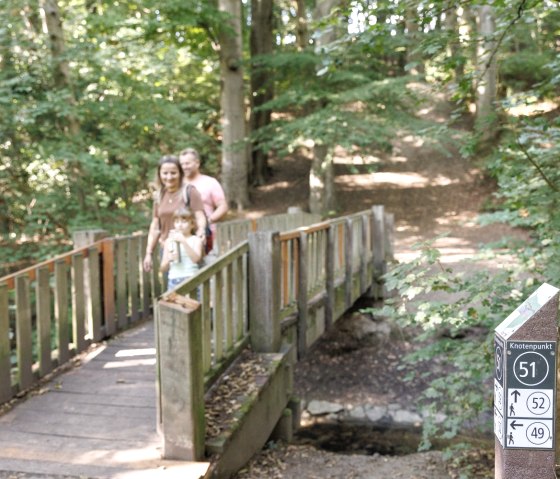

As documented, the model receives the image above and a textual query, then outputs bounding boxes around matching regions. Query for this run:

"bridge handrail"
[0,232,158,404]
[155,205,394,460]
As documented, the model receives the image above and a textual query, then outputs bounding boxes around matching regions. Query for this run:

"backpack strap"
[183,184,193,206]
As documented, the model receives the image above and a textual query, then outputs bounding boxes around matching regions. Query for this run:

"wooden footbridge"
[0,206,393,478]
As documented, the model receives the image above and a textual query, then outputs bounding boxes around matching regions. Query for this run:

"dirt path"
[232,86,524,478]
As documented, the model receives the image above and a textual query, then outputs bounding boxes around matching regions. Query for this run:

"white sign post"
[494,283,559,479]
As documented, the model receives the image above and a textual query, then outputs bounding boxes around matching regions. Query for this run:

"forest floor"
[229,84,527,479]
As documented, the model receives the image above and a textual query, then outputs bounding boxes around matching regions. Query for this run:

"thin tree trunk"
[475,5,498,143]
[218,0,249,210]
[308,0,339,215]
[295,0,309,50]
[250,0,274,186]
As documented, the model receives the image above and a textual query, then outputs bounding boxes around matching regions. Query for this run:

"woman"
[143,155,206,273]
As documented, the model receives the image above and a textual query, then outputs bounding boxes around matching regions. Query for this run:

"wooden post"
[0,282,12,403]
[102,239,116,336]
[325,224,335,330]
[248,231,281,353]
[360,213,369,295]
[371,205,386,300]
[344,218,353,309]
[297,232,308,359]
[72,229,107,340]
[15,275,33,390]
[157,300,205,460]
[71,253,87,353]
[115,238,127,329]
[128,236,140,323]
[88,247,102,342]
[54,259,70,364]
[36,267,53,376]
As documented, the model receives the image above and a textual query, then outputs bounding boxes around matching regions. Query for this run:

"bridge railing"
[0,233,159,404]
[156,205,394,460]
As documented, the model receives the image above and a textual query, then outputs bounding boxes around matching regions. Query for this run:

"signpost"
[494,283,559,479]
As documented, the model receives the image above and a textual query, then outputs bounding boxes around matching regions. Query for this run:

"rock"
[307,400,344,415]
[390,409,423,426]
[347,406,367,421]
[364,405,387,423]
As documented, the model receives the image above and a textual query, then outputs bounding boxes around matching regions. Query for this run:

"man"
[179,148,228,261]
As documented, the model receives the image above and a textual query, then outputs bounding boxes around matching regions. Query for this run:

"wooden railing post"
[0,282,11,403]
[371,205,386,300]
[344,218,353,309]
[248,231,281,353]
[157,301,205,460]
[15,275,33,390]
[297,231,308,358]
[102,239,116,336]
[72,229,107,340]
[36,267,53,376]
[325,224,335,330]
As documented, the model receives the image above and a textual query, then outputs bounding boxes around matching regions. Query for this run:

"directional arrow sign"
[511,390,521,403]
[510,420,524,430]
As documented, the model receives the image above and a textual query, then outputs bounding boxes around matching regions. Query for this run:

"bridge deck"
[0,321,209,479]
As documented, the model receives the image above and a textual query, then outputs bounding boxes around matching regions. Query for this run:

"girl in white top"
[160,207,204,291]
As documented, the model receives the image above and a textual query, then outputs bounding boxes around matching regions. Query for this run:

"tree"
[217,0,250,210]
[475,5,498,143]
[250,0,275,186]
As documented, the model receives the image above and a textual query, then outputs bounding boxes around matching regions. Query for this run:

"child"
[160,207,204,291]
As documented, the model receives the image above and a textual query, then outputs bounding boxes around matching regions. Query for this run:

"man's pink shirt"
[189,175,226,232]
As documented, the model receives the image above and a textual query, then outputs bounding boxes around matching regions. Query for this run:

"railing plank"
[139,235,152,320]
[102,239,116,336]
[297,233,308,358]
[0,283,11,403]
[128,237,140,324]
[201,281,212,373]
[344,218,353,309]
[116,238,127,329]
[225,263,234,351]
[54,260,70,363]
[15,275,33,390]
[72,254,87,353]
[88,247,102,342]
[214,271,224,363]
[36,267,52,376]
[235,255,244,340]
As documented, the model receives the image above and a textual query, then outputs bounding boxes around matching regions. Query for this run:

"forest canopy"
[1,0,559,286]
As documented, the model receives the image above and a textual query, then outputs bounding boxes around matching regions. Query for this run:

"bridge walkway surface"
[0,320,210,479]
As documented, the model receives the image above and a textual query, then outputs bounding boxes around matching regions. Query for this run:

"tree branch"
[516,138,559,192]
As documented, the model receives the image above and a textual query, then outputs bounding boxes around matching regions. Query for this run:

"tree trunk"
[308,0,339,216]
[405,7,424,75]
[218,0,249,210]
[40,0,87,210]
[475,5,498,144]
[249,0,274,186]
[295,0,309,50]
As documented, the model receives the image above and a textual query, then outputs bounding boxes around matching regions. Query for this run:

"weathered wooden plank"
[102,239,116,336]
[128,236,140,323]
[325,225,335,330]
[225,263,233,351]
[139,235,152,320]
[71,254,87,353]
[201,280,212,373]
[54,259,70,364]
[214,270,224,363]
[297,232,308,359]
[88,246,102,342]
[344,218,353,309]
[0,282,12,403]
[15,275,33,390]
[116,238,128,329]
[235,255,244,340]
[248,231,281,353]
[36,267,52,376]
[157,301,205,460]
[360,214,369,294]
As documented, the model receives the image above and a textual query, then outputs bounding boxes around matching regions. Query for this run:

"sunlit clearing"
[115,348,156,358]
[506,100,557,117]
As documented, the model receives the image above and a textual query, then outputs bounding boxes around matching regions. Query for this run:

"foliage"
[366,238,535,450]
